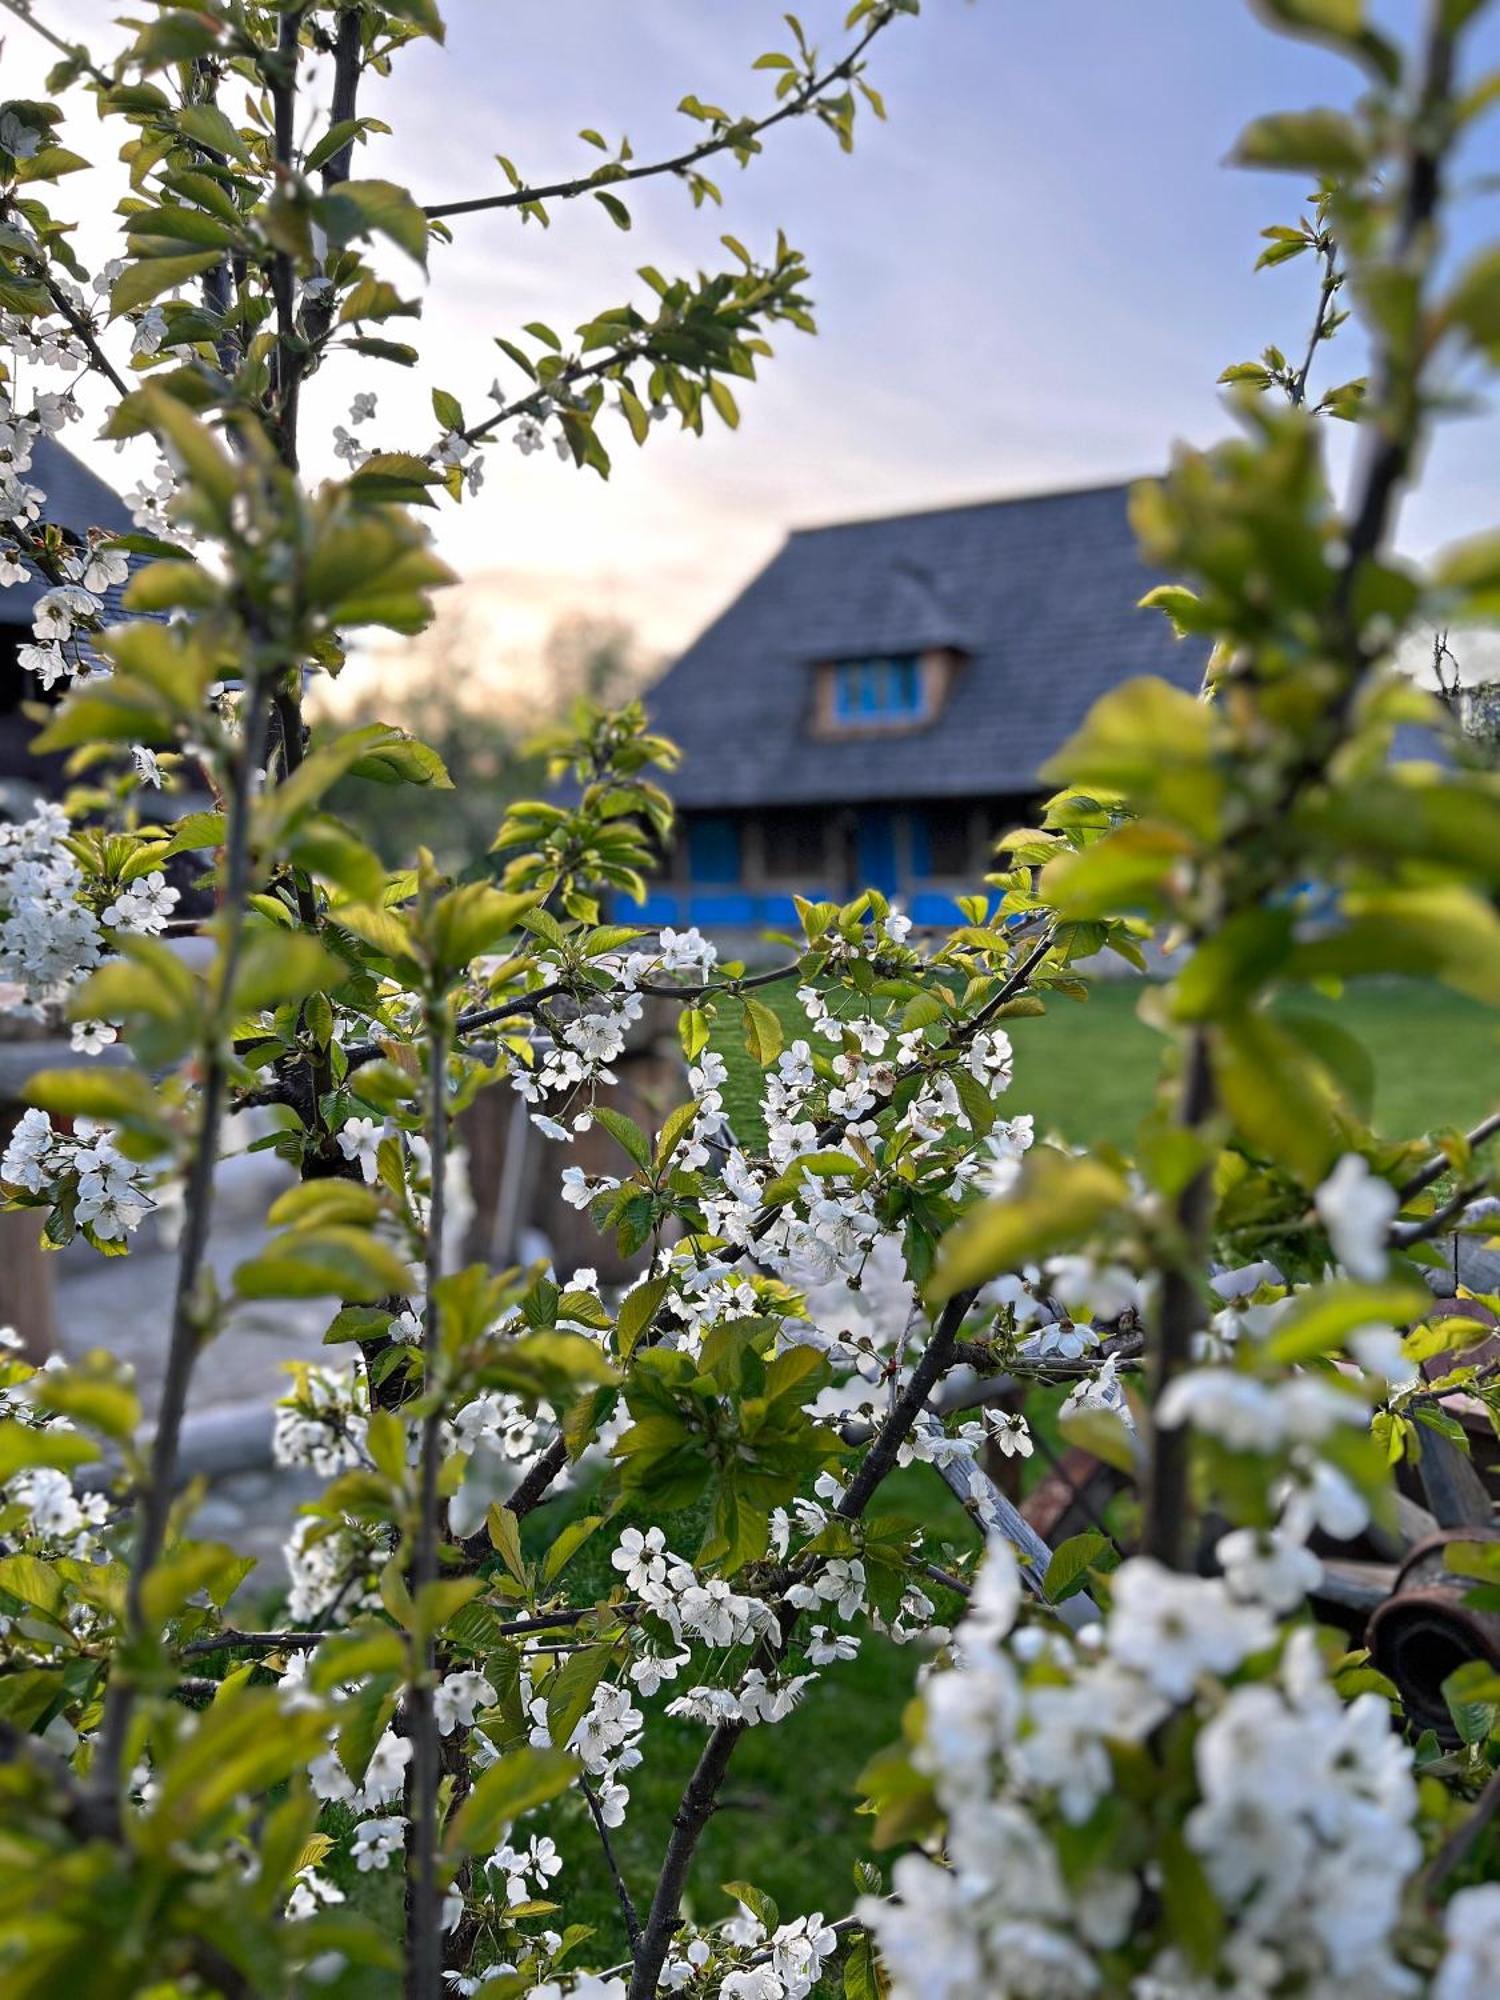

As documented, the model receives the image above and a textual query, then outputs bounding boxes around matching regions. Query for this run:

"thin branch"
[1421,1761,1500,1898]
[1288,230,1340,410]
[1141,1025,1216,1570]
[405,988,450,1999]
[625,1293,972,2000]
[178,1604,619,1662]
[93,681,274,1808]
[0,0,110,87]
[28,262,130,397]
[919,1561,972,1600]
[179,1627,328,1659]
[1397,1109,1500,1205]
[1390,1179,1493,1249]
[422,19,889,223]
[460,342,650,451]
[580,1772,642,1955]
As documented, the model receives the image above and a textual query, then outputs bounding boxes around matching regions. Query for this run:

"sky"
[8,0,1500,700]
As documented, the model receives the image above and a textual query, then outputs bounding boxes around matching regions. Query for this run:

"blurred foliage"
[323,611,650,871]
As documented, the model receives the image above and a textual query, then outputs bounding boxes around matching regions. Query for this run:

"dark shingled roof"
[2,434,140,624]
[646,480,1211,810]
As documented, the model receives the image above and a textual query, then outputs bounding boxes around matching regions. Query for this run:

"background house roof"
[645,480,1211,809]
[2,434,140,625]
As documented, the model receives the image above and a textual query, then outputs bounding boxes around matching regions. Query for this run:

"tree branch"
[624,1292,972,1999]
[1397,1109,1500,1205]
[580,1773,642,1955]
[1141,1024,1216,1570]
[405,989,450,1999]
[422,19,889,223]
[93,682,274,1807]
[1421,1761,1500,1899]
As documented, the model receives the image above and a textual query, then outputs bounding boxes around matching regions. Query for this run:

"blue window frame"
[831,655,923,724]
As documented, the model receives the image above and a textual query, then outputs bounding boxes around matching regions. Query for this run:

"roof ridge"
[786,475,1149,538]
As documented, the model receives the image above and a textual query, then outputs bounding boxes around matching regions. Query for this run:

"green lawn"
[714,974,1497,1153]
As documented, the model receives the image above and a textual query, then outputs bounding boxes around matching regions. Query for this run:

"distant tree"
[544,611,652,714]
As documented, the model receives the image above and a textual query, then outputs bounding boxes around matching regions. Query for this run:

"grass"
[713,973,1497,1152]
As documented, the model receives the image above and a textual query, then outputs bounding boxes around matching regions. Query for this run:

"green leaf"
[0,1421,99,1480]
[654,1101,700,1172]
[742,995,784,1065]
[444,1746,577,1861]
[927,1151,1127,1303]
[109,250,223,317]
[234,1228,411,1303]
[233,931,348,1015]
[430,884,536,979]
[268,1181,383,1231]
[175,102,252,164]
[708,377,740,429]
[144,1693,328,1849]
[1213,1010,1352,1184]
[616,1275,669,1361]
[843,1932,887,2000]
[1265,1280,1430,1363]
[1444,246,1500,358]
[23,1067,170,1142]
[1287,886,1500,1009]
[546,1642,613,1748]
[1040,676,1221,840]
[594,191,631,231]
[1042,1530,1114,1602]
[541,1514,603,1587]
[321,178,429,267]
[1255,0,1401,84]
[486,1503,528,1585]
[1232,108,1368,175]
[591,1105,652,1172]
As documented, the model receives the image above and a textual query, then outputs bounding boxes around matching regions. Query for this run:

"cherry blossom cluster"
[860,1535,1468,2000]
[0,381,133,689]
[0,801,105,1014]
[0,1108,155,1246]
[659,1904,841,1999]
[0,1334,113,1568]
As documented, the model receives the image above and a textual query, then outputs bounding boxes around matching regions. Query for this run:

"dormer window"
[812,647,965,738]
[832,655,923,724]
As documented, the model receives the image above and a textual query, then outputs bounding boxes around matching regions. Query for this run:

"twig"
[422,20,889,223]
[405,987,450,1999]
[29,265,130,397]
[1390,1180,1492,1249]
[1397,1109,1500,1205]
[179,1627,329,1659]
[1289,229,1341,410]
[0,0,111,87]
[92,681,273,1810]
[580,1772,642,1954]
[625,1294,973,2000]
[1141,1025,1216,1570]
[919,1561,972,1600]
[1421,1762,1500,1898]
